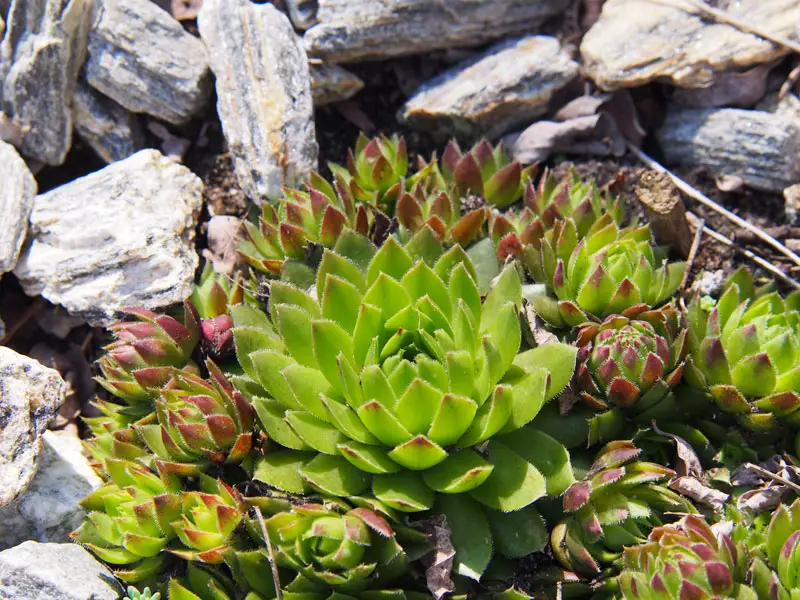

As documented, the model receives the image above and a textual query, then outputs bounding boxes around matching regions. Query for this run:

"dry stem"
[253,506,283,600]
[627,142,800,270]
[686,212,800,289]
[680,217,705,293]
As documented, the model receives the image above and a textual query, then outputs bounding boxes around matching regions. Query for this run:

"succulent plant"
[747,498,800,600]
[234,236,576,579]
[686,268,800,435]
[167,563,250,600]
[123,586,161,600]
[490,168,624,263]
[329,133,409,211]
[169,476,246,564]
[419,139,537,210]
[238,168,393,278]
[526,216,686,327]
[72,459,182,582]
[616,514,757,600]
[133,362,255,465]
[189,263,247,359]
[395,179,488,248]
[574,307,692,444]
[551,441,695,578]
[94,301,200,422]
[260,500,424,594]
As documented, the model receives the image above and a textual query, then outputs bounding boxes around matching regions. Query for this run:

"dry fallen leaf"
[522,300,560,347]
[731,456,800,513]
[416,515,455,600]
[672,64,773,109]
[148,120,191,161]
[652,422,702,478]
[669,476,729,511]
[511,92,640,165]
[738,485,789,512]
[203,215,247,276]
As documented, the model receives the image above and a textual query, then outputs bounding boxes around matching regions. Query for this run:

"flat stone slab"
[13,149,203,325]
[198,0,318,204]
[0,542,119,600]
[85,0,211,125]
[0,0,95,165]
[304,0,571,63]
[581,0,800,90]
[0,347,66,508]
[400,36,579,140]
[73,80,148,164]
[311,63,364,105]
[0,141,36,274]
[657,106,800,192]
[0,429,101,549]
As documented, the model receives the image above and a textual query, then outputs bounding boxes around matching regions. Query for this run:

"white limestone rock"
[305,0,571,63]
[311,63,364,106]
[400,36,579,140]
[13,149,203,325]
[0,347,66,508]
[581,0,800,91]
[73,79,149,164]
[198,0,317,204]
[0,541,119,600]
[0,428,101,549]
[657,107,800,193]
[0,0,96,165]
[85,0,211,125]
[286,0,317,30]
[0,140,36,273]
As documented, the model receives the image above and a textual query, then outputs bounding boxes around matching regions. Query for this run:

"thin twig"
[627,142,800,269]
[680,217,705,293]
[253,506,283,600]
[686,212,800,289]
[742,463,800,495]
[652,0,800,56]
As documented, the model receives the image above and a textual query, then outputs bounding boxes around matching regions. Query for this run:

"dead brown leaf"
[511,91,644,164]
[652,422,702,478]
[738,486,788,512]
[672,64,773,109]
[669,476,729,511]
[203,215,247,276]
[333,100,376,134]
[416,515,455,600]
[522,300,560,347]
[148,121,191,161]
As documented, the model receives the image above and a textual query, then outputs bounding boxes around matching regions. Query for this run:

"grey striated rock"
[401,36,579,140]
[311,62,364,105]
[0,0,96,165]
[657,107,800,193]
[0,141,36,273]
[73,80,148,164]
[0,347,66,508]
[581,0,800,91]
[13,149,203,325]
[198,0,317,204]
[0,541,119,600]
[305,0,571,63]
[0,428,101,549]
[286,0,318,30]
[85,0,211,125]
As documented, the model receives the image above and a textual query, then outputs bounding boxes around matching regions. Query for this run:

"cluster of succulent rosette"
[74,135,800,600]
